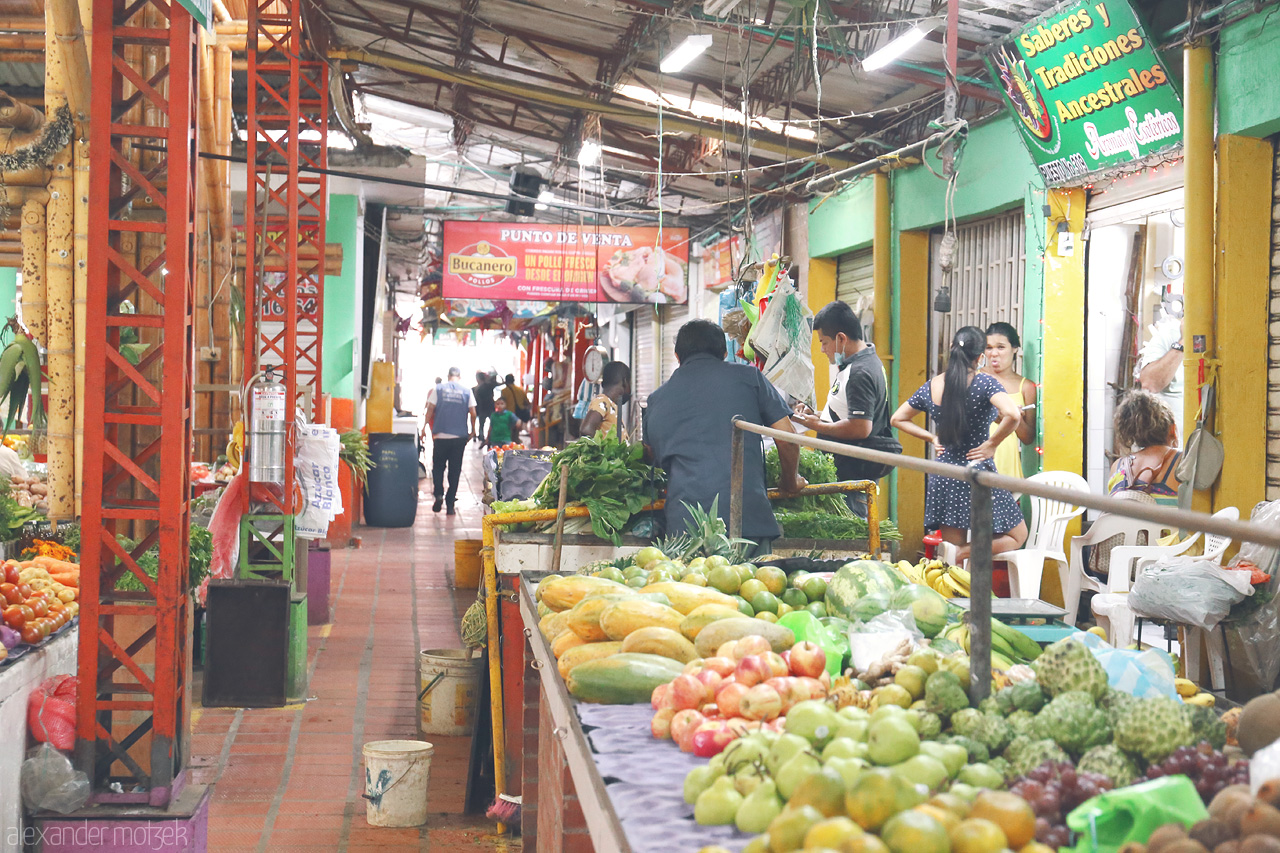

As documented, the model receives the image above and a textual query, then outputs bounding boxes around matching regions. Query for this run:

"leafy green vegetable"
[532,432,665,545]
[0,476,43,536]
[775,510,902,542]
[114,525,213,594]
[763,447,856,516]
[339,430,373,487]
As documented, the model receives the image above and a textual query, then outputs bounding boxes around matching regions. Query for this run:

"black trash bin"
[364,432,419,527]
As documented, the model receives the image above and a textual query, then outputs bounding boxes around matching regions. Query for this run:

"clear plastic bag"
[1127,556,1254,630]
[848,609,922,674]
[1251,737,1280,796]
[1229,499,1280,576]
[1074,632,1179,700]
[1223,592,1280,695]
[20,744,89,814]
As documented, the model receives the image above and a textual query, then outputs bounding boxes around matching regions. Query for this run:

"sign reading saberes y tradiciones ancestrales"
[985,0,1182,186]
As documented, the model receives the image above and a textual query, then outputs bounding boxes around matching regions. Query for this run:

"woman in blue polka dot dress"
[891,326,1029,561]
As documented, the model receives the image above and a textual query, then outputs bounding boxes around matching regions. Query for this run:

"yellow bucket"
[418,649,481,736]
[453,539,482,589]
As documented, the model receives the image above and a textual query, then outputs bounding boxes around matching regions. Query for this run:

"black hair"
[938,326,987,448]
[985,321,1021,349]
[601,361,630,388]
[813,301,864,342]
[674,320,728,362]
[505,373,516,385]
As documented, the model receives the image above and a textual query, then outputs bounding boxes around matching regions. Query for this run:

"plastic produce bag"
[1066,776,1207,853]
[1251,737,1280,796]
[1128,556,1254,631]
[1229,499,1280,576]
[28,675,77,750]
[1224,592,1280,696]
[1073,631,1179,700]
[21,744,89,814]
[778,611,846,676]
[848,610,921,673]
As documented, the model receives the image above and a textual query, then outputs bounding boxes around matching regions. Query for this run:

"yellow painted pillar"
[367,360,395,433]
[808,256,836,401]
[1214,135,1271,515]
[1183,42,1216,514]
[873,173,892,358]
[896,231,930,555]
[1040,188,1087,606]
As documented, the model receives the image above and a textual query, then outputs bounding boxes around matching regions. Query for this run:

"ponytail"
[937,326,987,448]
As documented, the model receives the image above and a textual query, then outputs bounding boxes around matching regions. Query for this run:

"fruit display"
[0,557,79,655]
[8,473,48,514]
[1120,783,1280,853]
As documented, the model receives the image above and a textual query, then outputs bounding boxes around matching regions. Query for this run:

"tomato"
[2,605,24,628]
[29,597,48,618]
[15,604,33,624]
[0,583,18,604]
[3,565,17,585]
[19,624,40,644]
[33,618,51,639]
[51,611,67,629]
[16,583,31,600]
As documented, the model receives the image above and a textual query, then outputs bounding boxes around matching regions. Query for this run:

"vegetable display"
[532,432,665,545]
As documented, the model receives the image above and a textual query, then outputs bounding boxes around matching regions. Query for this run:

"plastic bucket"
[362,740,433,827]
[418,649,482,736]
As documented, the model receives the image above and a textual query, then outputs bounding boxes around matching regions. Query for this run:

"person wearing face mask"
[579,360,631,440]
[983,322,1037,479]
[790,301,901,517]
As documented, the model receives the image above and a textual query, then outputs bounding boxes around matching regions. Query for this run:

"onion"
[0,624,19,649]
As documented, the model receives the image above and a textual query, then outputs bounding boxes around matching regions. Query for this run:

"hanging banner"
[985,0,1182,186]
[702,235,743,289]
[442,221,689,304]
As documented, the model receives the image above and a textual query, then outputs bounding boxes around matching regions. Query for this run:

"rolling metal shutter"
[930,210,1026,374]
[836,248,875,310]
[660,302,690,383]
[632,307,658,439]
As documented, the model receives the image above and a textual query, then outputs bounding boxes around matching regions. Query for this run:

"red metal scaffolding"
[79,0,198,803]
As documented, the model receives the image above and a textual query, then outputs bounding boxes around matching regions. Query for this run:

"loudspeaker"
[203,581,290,707]
[506,168,542,216]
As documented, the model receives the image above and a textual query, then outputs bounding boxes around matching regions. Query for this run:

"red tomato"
[15,583,31,600]
[15,604,34,624]
[33,618,51,639]
[19,624,40,644]
[3,565,17,585]
[2,605,24,628]
[0,583,18,604]
[29,597,48,618]
[51,611,67,629]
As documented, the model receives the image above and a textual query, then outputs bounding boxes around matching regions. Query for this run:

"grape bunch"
[1009,761,1115,849]
[1143,742,1250,803]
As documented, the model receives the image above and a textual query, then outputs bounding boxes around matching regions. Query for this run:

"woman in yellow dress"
[984,322,1037,478]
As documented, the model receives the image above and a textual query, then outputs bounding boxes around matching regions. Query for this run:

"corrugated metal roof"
[0,62,44,90]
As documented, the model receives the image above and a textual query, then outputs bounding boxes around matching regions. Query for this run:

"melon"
[889,585,948,638]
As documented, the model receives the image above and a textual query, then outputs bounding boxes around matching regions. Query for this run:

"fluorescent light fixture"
[578,140,602,167]
[702,0,743,17]
[614,84,817,141]
[534,190,554,211]
[660,34,713,74]
[862,19,938,72]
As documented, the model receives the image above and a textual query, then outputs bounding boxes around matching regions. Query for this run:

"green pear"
[838,706,870,722]
[775,751,822,801]
[784,700,844,748]
[723,735,770,774]
[823,755,869,790]
[835,719,869,742]
[948,781,980,802]
[956,762,1005,790]
[684,764,723,804]
[735,777,785,834]
[907,648,939,674]
[734,765,766,796]
[765,733,810,775]
[695,776,744,826]
[891,754,950,792]
[866,715,920,766]
[918,741,966,778]
[821,737,868,762]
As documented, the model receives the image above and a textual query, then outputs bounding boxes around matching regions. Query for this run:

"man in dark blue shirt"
[643,320,806,548]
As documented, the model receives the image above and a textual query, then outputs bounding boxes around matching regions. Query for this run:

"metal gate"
[929,210,1026,374]
[632,307,658,438]
[660,302,690,383]
[837,247,875,342]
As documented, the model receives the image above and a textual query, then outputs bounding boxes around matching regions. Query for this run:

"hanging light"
[660,34,713,73]
[862,18,941,72]
[534,190,554,211]
[578,140,602,167]
[702,0,743,18]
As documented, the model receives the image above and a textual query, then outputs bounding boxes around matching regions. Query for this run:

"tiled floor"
[191,444,516,852]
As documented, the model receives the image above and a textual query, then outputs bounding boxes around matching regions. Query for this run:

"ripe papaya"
[552,629,589,658]
[540,575,632,612]
[598,599,684,640]
[557,641,623,680]
[678,604,744,641]
[639,581,738,615]
[621,626,698,663]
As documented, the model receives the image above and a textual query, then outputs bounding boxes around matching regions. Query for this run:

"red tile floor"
[190,444,517,852]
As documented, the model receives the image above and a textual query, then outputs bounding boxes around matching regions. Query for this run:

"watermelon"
[930,636,962,655]
[848,594,891,623]
[888,584,948,637]
[824,560,903,620]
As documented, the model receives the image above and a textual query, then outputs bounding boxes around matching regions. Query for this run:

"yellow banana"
[1174,678,1199,698]
[948,566,972,585]
[1185,692,1216,708]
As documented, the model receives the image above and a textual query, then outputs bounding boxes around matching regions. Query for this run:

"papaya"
[693,617,796,658]
[557,640,623,679]
[566,653,685,704]
[539,611,569,642]
[640,581,738,615]
[552,629,589,658]
[540,575,632,612]
[679,604,744,641]
[621,626,699,663]
[599,599,685,640]
[566,595,631,642]
[534,573,564,602]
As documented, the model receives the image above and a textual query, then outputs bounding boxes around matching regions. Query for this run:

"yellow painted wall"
[1214,134,1272,516]
[896,231,931,554]
[873,174,892,358]
[1039,188,1087,605]
[809,257,837,402]
[367,360,395,433]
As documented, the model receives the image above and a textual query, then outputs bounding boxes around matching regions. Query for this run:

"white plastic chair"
[991,471,1091,600]
[1063,513,1176,626]
[1109,506,1240,580]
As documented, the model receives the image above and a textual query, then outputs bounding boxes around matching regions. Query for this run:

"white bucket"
[363,740,433,827]
[418,648,482,736]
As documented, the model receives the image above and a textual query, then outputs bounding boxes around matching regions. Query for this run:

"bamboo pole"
[198,39,225,251]
[47,0,90,121]
[44,0,74,519]
[73,136,86,516]
[212,44,234,448]
[19,198,45,338]
[0,90,42,130]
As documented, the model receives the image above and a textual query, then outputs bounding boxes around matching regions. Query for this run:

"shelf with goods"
[514,555,1271,853]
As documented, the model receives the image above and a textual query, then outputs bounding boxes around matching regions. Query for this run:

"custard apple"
[970,713,1015,754]
[917,711,943,740]
[1114,697,1194,763]
[1098,687,1139,725]
[1034,637,1107,701]
[1006,737,1071,777]
[1186,703,1227,751]
[949,708,983,738]
[1077,744,1141,787]
[1032,691,1112,758]
[1007,709,1038,738]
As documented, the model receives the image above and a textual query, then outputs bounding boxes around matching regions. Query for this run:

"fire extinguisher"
[247,366,288,485]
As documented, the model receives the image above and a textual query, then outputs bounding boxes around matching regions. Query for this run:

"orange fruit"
[913,804,961,832]
[969,791,1036,850]
[949,817,1009,853]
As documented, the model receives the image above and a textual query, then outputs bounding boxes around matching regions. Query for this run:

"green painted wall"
[807,177,875,258]
[893,113,1042,232]
[324,194,360,403]
[1219,11,1280,138]
[0,269,16,324]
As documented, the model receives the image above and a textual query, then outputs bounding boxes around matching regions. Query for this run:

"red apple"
[738,683,783,721]
[734,655,772,688]
[682,659,706,676]
[651,707,676,739]
[796,676,827,700]
[651,682,673,711]
[701,703,720,718]
[670,674,707,710]
[715,681,749,718]
[788,641,827,678]
[695,669,724,696]
[671,709,705,751]
[701,656,737,677]
[716,640,740,660]
[766,676,798,706]
[734,635,772,659]
[763,651,789,679]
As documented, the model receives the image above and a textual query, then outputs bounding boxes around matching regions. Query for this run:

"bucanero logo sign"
[447,241,518,288]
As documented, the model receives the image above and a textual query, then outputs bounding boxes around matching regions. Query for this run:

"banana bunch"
[1176,677,1217,707]
[923,560,972,598]
[0,333,43,432]
[942,617,1043,670]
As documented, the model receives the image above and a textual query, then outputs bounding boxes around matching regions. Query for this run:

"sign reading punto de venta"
[984,0,1183,186]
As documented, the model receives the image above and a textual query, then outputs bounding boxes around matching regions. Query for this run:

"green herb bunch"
[774,510,902,542]
[764,447,856,516]
[532,432,665,546]
[339,430,374,487]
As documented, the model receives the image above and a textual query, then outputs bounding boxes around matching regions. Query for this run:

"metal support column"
[967,482,993,701]
[80,0,198,803]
